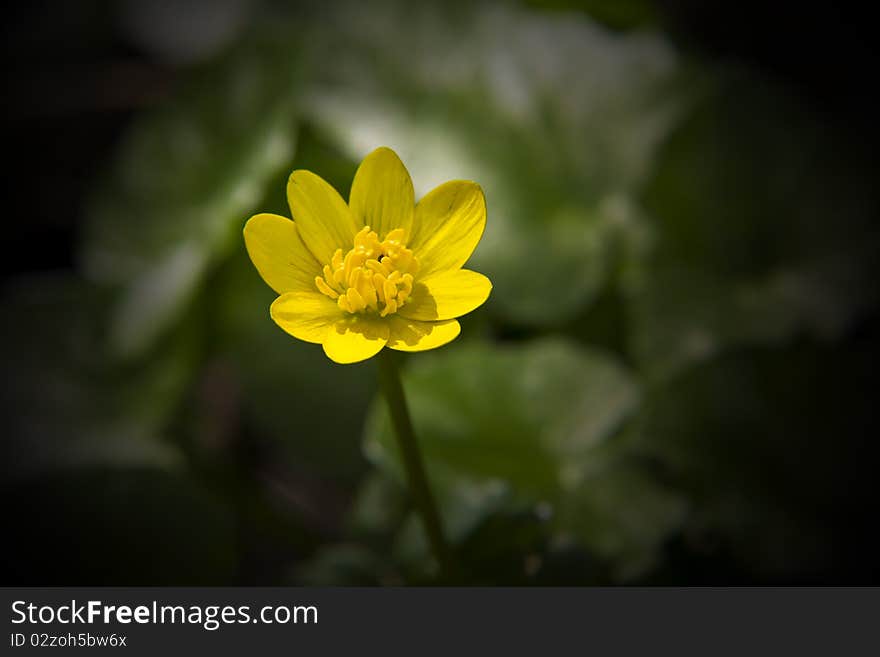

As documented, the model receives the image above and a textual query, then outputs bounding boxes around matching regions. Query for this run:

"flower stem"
[377,350,453,578]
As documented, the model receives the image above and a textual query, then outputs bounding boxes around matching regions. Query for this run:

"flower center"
[315,226,419,317]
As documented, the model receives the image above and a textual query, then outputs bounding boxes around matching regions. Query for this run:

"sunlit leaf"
[81,37,302,358]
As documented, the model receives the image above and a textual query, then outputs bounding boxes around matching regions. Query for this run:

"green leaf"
[363,339,684,579]
[630,72,880,377]
[525,0,660,30]
[81,37,302,359]
[346,471,408,539]
[294,544,397,586]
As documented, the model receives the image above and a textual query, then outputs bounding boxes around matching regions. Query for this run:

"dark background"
[5,2,877,277]
[3,0,878,585]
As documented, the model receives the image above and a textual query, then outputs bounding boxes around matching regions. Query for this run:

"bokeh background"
[3,0,879,585]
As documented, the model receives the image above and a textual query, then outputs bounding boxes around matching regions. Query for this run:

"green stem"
[377,350,453,577]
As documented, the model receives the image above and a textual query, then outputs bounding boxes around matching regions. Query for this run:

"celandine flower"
[244,147,492,364]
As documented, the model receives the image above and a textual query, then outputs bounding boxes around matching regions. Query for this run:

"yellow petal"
[287,169,359,265]
[270,291,342,344]
[243,213,321,294]
[387,317,461,352]
[409,181,486,279]
[323,316,390,364]
[398,269,492,321]
[349,147,414,241]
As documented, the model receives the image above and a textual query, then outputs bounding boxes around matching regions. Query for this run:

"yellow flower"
[243,147,492,364]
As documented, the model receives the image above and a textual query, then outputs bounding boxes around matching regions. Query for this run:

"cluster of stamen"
[315,226,419,317]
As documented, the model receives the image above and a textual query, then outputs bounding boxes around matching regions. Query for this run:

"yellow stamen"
[384,228,405,244]
[331,248,343,271]
[315,276,339,299]
[314,226,418,317]
[383,279,397,304]
[346,287,366,313]
[374,273,387,303]
[333,267,346,287]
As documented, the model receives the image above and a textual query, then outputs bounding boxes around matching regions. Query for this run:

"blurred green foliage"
[3,0,878,584]
[364,340,684,582]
